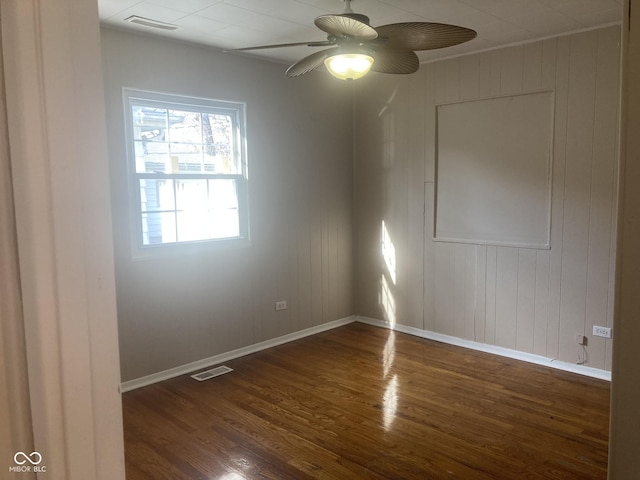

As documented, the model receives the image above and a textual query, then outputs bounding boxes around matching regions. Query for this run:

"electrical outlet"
[593,325,612,338]
[275,300,287,311]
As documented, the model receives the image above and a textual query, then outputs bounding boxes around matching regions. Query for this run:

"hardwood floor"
[122,322,610,479]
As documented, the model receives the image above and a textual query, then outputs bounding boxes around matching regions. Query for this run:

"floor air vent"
[191,366,233,382]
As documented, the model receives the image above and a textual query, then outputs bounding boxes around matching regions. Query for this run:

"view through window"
[124,89,248,251]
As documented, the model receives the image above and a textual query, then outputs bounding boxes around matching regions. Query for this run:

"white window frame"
[123,88,250,258]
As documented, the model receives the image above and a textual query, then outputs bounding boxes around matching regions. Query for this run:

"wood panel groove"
[123,323,610,479]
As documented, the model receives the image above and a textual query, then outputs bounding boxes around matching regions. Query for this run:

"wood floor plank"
[123,323,610,479]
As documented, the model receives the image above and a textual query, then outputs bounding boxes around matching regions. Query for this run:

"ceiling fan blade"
[371,50,419,75]
[314,14,378,40]
[286,47,338,77]
[225,40,333,52]
[375,22,477,51]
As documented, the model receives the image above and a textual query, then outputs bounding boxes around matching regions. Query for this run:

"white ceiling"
[98,0,622,67]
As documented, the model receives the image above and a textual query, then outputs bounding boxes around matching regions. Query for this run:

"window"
[124,89,249,254]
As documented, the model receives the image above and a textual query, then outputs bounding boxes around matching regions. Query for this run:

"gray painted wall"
[101,28,354,382]
[355,26,620,371]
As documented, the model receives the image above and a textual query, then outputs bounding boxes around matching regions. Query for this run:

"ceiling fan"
[225,0,477,80]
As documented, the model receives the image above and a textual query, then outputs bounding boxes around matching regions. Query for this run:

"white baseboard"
[120,315,357,392]
[356,316,612,381]
[120,313,611,392]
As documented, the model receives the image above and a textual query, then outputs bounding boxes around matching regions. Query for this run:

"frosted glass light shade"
[324,52,374,80]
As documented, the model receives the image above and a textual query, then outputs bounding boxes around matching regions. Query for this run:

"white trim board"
[356,316,611,381]
[120,313,611,392]
[120,316,357,392]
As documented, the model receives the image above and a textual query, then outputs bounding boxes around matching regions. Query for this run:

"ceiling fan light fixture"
[225,1,478,79]
[324,52,374,80]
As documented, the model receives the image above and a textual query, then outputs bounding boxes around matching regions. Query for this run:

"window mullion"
[136,173,243,180]
[173,177,179,242]
[199,112,205,174]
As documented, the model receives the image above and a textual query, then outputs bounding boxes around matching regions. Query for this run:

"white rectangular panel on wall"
[435,91,554,249]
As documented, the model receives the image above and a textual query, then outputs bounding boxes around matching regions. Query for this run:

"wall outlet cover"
[592,325,612,338]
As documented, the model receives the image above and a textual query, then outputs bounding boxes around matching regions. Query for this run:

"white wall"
[355,26,620,371]
[101,28,355,382]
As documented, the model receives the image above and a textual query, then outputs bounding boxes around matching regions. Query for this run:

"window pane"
[210,209,239,238]
[209,179,240,238]
[132,106,168,142]
[162,111,201,172]
[169,144,204,173]
[175,210,239,242]
[142,212,176,245]
[134,140,170,173]
[171,179,241,241]
[176,211,211,242]
[139,179,175,212]
[167,110,202,144]
[203,113,239,174]
[175,179,208,211]
[208,179,238,209]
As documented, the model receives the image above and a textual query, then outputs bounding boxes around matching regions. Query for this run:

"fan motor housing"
[343,13,371,25]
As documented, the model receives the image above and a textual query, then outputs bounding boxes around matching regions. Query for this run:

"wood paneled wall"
[355,26,620,371]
